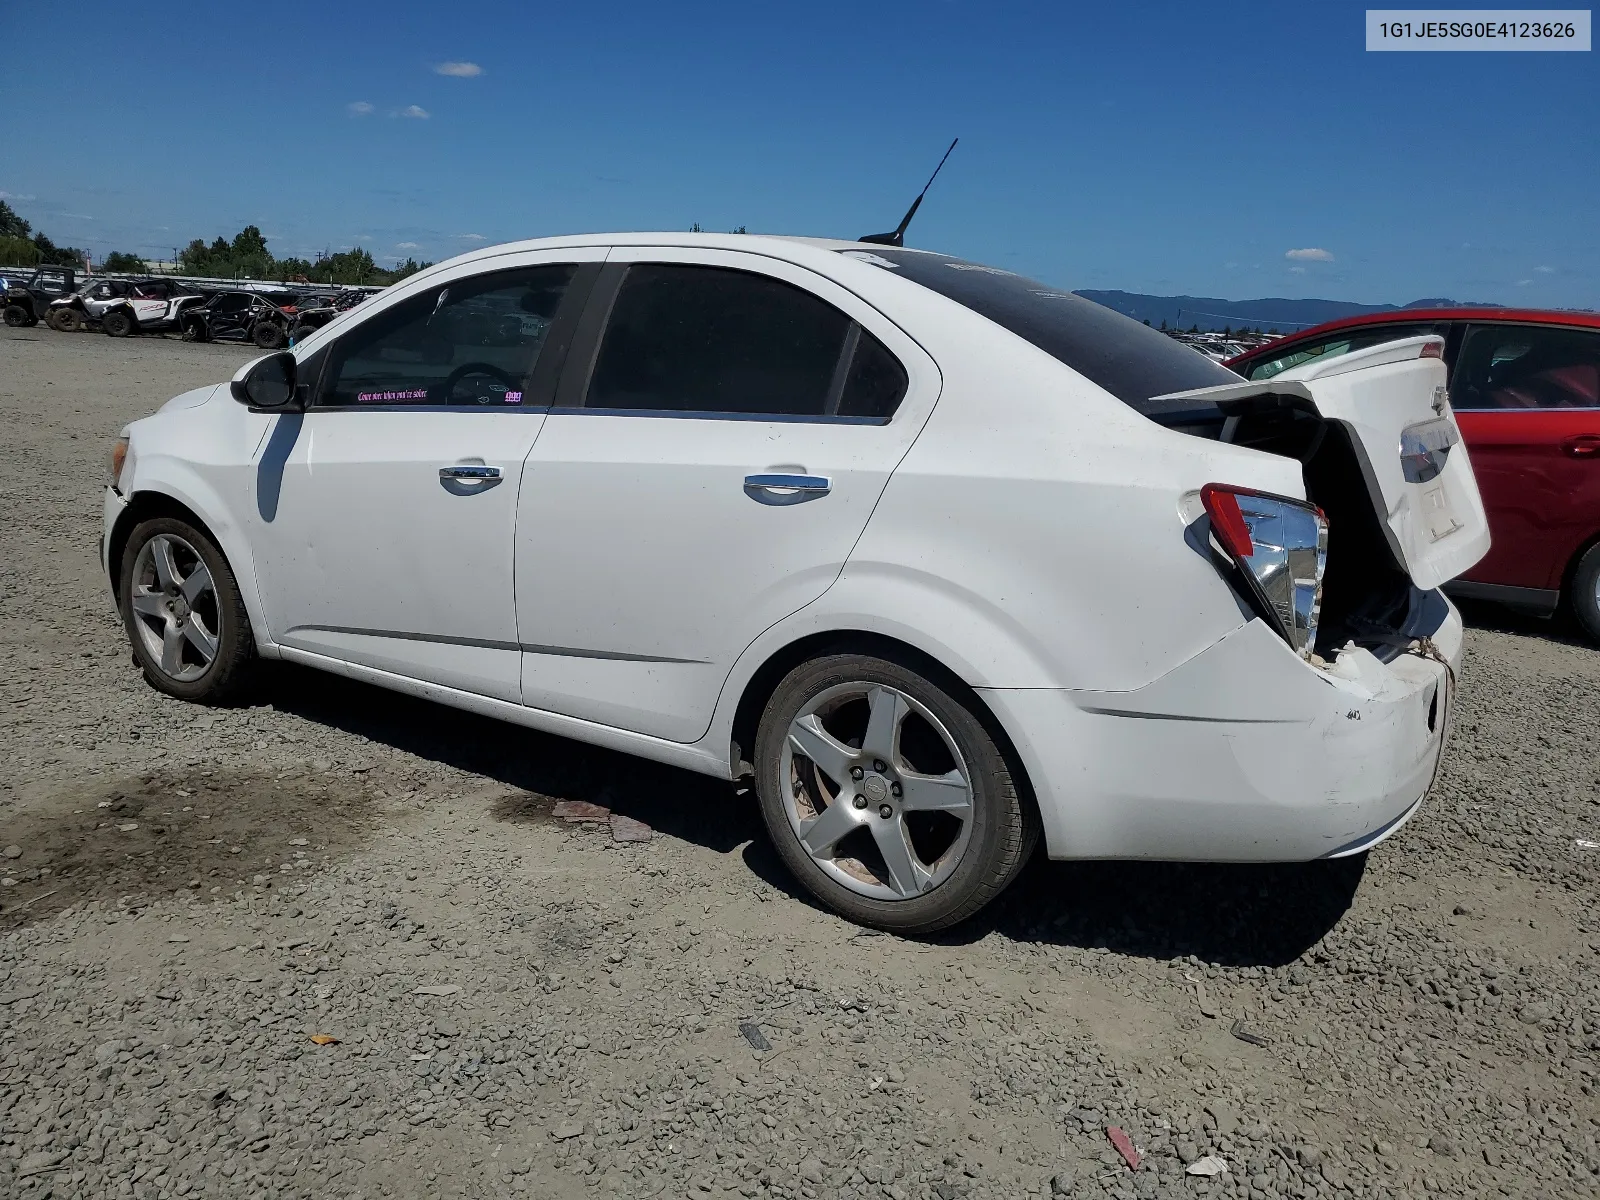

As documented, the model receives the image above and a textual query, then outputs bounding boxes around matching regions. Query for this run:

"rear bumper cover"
[981,601,1461,862]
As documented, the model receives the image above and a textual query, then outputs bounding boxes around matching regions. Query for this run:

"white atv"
[95,278,208,338]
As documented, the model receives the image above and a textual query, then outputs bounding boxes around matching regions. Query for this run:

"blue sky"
[2,1,1594,306]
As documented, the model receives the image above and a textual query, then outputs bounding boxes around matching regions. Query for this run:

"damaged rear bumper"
[979,598,1461,862]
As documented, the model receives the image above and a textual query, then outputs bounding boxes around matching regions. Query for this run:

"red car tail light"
[1201,484,1329,660]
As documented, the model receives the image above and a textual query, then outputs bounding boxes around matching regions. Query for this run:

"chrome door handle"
[743,474,831,506]
[439,465,501,480]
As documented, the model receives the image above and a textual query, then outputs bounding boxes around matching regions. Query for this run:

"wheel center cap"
[862,776,888,803]
[172,597,190,620]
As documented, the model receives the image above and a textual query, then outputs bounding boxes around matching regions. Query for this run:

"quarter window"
[1245,323,1448,381]
[1452,325,1600,410]
[585,264,907,420]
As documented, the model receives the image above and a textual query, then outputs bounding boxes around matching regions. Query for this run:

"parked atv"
[46,277,133,331]
[98,278,208,337]
[179,290,292,349]
[2,265,78,327]
[287,289,369,343]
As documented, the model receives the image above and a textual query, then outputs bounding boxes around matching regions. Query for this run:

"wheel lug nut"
[878,804,893,819]
[852,795,867,810]
[873,760,887,773]
[850,766,864,781]
[890,782,902,797]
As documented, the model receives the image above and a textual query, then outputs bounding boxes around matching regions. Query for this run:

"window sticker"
[356,388,429,403]
[504,391,522,403]
[945,263,1016,276]
[839,251,900,269]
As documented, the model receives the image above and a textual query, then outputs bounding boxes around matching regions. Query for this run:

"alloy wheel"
[781,682,975,901]
[128,533,221,683]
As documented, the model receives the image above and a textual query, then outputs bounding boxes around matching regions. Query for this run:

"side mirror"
[231,352,299,409]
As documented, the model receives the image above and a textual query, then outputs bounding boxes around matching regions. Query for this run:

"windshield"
[835,248,1239,416]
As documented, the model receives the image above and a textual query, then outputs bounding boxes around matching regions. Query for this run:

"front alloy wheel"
[754,652,1036,933]
[120,517,255,702]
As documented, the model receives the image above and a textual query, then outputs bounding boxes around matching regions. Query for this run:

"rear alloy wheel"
[754,652,1036,933]
[1569,543,1600,644]
[47,307,82,332]
[3,304,32,327]
[103,309,134,337]
[120,518,255,703]
[252,321,286,349]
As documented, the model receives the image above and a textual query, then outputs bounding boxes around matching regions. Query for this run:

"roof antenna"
[858,138,958,247]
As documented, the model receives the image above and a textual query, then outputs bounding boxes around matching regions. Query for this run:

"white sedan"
[103,233,1490,932]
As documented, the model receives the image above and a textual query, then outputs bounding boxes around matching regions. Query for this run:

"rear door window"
[1452,325,1600,409]
[1244,323,1449,381]
[584,264,907,421]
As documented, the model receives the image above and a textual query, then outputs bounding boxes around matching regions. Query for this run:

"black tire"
[753,651,1037,934]
[103,309,134,338]
[288,324,312,345]
[47,307,82,332]
[251,320,286,349]
[1569,543,1600,644]
[3,304,31,328]
[181,319,207,343]
[119,517,256,704]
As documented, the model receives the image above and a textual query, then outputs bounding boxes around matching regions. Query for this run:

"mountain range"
[1074,290,1504,333]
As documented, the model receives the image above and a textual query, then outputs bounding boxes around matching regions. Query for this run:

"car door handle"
[743,474,831,506]
[1563,435,1600,459]
[439,465,501,480]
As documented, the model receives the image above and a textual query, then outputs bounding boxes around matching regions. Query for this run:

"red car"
[1226,308,1600,641]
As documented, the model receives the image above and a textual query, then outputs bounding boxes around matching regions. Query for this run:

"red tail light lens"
[1201,484,1329,660]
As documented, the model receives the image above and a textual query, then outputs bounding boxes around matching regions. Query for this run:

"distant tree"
[1267,327,1280,335]
[31,231,86,268]
[1158,318,1168,331]
[102,251,146,272]
[1143,318,1151,326]
[688,222,704,233]
[232,225,268,258]
[0,200,31,240]
[1223,325,1232,336]
[1188,324,1199,334]
[728,226,747,234]
[0,234,40,265]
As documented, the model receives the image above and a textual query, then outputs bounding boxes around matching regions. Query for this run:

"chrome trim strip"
[285,625,707,664]
[556,406,889,426]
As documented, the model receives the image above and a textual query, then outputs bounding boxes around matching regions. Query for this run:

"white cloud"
[396,241,420,250]
[434,61,483,77]
[396,105,430,119]
[1515,278,1533,286]
[1534,265,1555,273]
[1285,248,1335,262]
[453,233,486,241]
[1288,266,1307,275]
[59,212,94,220]
[347,101,374,116]
[0,190,37,201]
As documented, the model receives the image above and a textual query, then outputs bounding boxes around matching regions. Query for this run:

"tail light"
[1201,484,1329,660]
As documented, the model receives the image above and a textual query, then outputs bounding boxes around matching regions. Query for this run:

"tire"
[47,307,82,332]
[181,319,207,343]
[1569,542,1600,644]
[103,309,134,338]
[251,321,286,349]
[119,517,256,704]
[288,324,312,345]
[3,304,31,327]
[753,651,1037,934]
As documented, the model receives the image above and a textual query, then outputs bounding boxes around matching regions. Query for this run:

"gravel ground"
[1,326,1597,1200]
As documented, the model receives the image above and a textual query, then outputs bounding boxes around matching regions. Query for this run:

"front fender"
[117,460,279,659]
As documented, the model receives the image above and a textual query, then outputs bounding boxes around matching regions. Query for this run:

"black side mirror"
[231,352,299,409]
